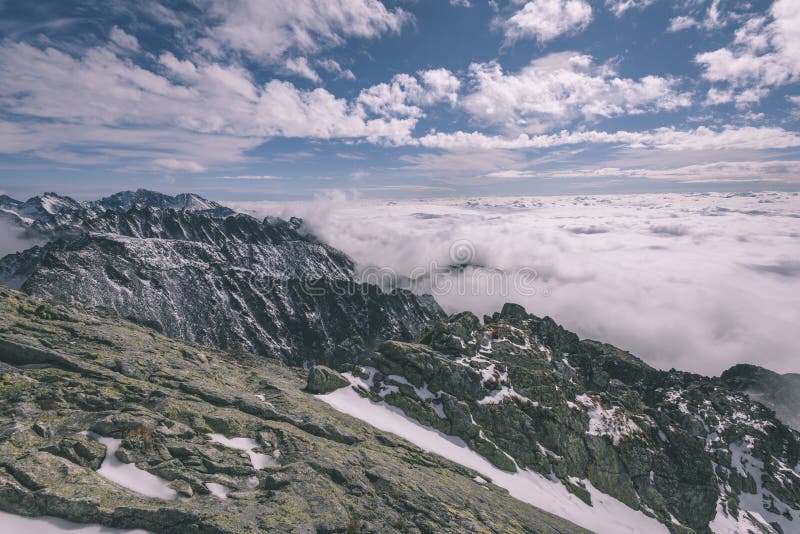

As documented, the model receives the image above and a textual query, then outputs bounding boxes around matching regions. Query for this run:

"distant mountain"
[0,189,234,234]
[0,191,84,230]
[0,191,443,365]
[721,364,800,431]
[96,189,235,218]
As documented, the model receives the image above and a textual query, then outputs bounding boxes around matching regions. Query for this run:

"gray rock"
[305,365,349,394]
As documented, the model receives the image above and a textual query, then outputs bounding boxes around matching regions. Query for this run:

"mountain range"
[0,189,798,534]
[0,190,441,366]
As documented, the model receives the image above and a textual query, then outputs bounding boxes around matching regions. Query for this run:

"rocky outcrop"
[354,304,800,533]
[0,287,584,534]
[721,363,800,431]
[305,366,349,394]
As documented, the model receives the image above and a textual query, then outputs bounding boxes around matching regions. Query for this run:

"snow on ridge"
[575,394,641,446]
[385,374,437,400]
[727,437,799,532]
[318,381,668,534]
[477,386,536,406]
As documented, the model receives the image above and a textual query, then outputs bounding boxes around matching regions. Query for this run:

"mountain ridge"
[0,190,444,366]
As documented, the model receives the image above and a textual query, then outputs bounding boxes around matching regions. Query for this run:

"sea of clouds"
[230,191,800,376]
[0,219,40,259]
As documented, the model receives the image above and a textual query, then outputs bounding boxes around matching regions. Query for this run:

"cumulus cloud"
[0,40,422,169]
[356,69,461,119]
[461,52,691,133]
[284,57,321,83]
[668,0,727,33]
[200,0,411,63]
[606,0,655,17]
[696,0,800,104]
[230,191,800,375]
[257,80,416,144]
[501,0,592,44]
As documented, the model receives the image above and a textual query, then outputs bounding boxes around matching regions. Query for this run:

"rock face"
[0,192,443,366]
[0,287,584,534]
[721,364,800,431]
[305,366,350,394]
[352,304,800,533]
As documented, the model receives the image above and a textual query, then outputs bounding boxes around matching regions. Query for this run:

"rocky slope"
[721,364,800,432]
[0,192,442,365]
[0,287,584,533]
[345,304,800,533]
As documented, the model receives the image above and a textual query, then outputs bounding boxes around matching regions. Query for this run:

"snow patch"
[576,394,641,445]
[207,434,277,469]
[89,434,177,500]
[0,511,151,533]
[205,482,229,499]
[386,374,437,400]
[477,386,536,406]
[728,437,799,533]
[318,384,668,534]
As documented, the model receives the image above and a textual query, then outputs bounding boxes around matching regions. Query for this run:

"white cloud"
[668,15,698,32]
[357,74,426,119]
[284,57,321,83]
[256,80,416,144]
[318,58,356,80]
[541,160,800,183]
[151,158,206,173]
[668,0,728,33]
[415,125,800,151]
[0,40,420,169]
[501,0,592,44]
[418,68,461,106]
[221,175,282,180]
[450,0,472,6]
[461,52,690,133]
[109,26,140,51]
[202,0,411,63]
[696,0,800,103]
[356,68,461,118]
[606,0,655,17]
[231,192,800,375]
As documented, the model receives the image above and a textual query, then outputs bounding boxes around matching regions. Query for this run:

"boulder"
[305,365,349,394]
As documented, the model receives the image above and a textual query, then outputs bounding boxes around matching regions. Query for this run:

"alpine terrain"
[0,190,798,534]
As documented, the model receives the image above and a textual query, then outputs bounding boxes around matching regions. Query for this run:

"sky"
[0,0,798,200]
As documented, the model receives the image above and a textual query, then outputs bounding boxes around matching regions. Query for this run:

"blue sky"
[0,0,798,200]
